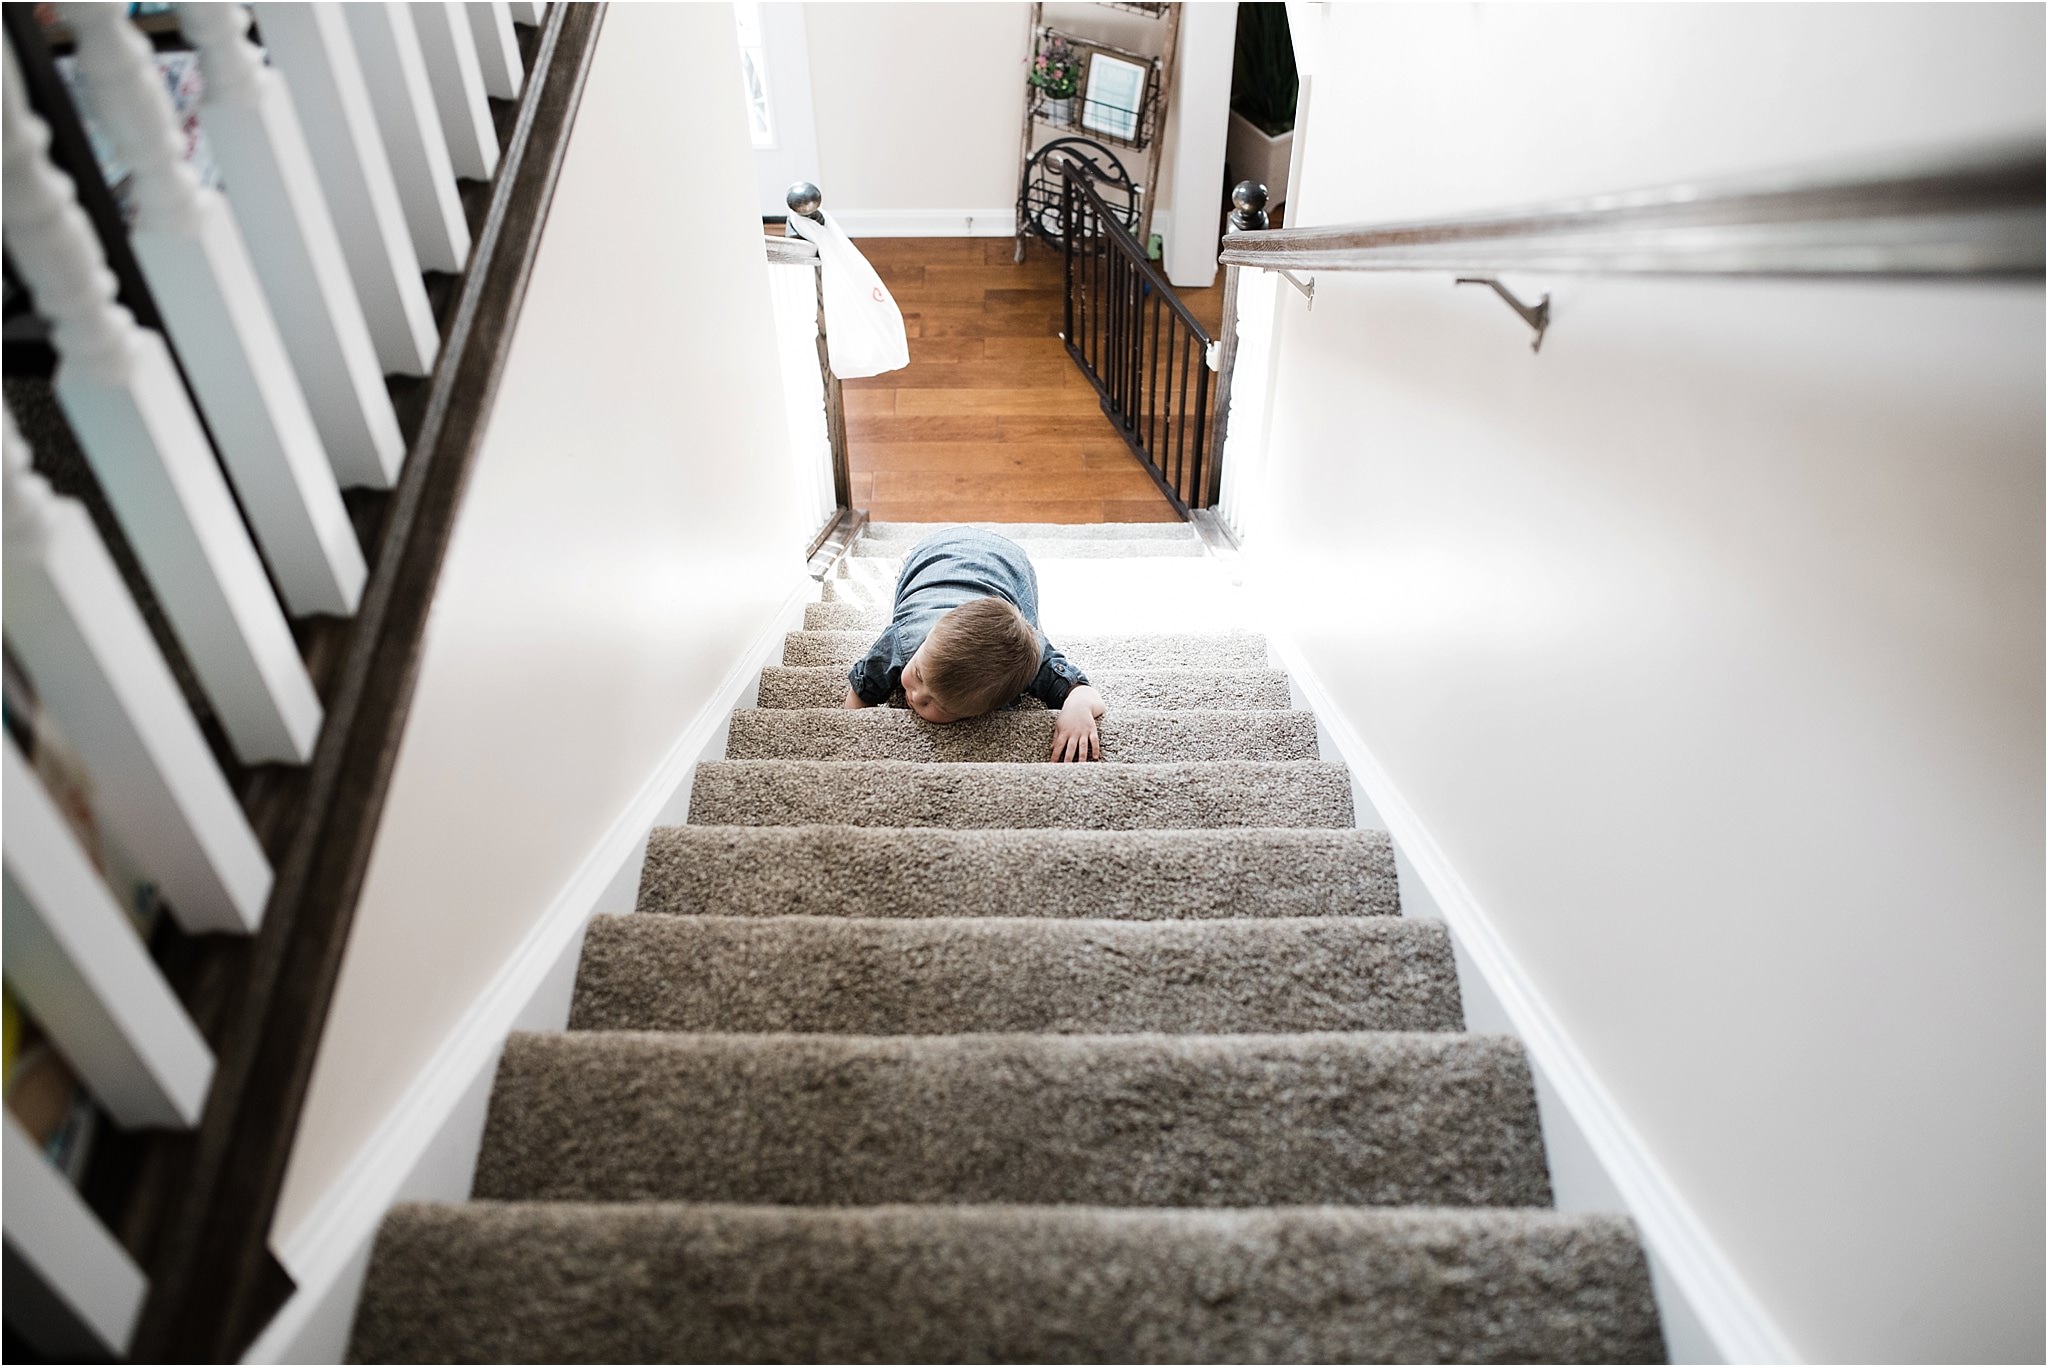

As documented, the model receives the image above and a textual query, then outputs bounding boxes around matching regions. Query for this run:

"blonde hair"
[921,598,1041,717]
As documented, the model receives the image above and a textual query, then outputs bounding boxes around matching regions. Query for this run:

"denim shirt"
[846,528,1089,709]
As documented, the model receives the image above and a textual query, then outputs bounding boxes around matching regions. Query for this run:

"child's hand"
[843,688,871,709]
[1050,686,1104,762]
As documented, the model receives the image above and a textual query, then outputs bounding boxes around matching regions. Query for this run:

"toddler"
[842,527,1105,762]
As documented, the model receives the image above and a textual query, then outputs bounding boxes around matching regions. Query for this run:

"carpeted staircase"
[348,521,1666,1364]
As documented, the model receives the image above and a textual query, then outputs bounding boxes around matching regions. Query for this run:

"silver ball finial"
[786,181,823,221]
[1228,180,1269,232]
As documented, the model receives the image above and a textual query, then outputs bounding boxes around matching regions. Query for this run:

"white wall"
[273,2,808,1245]
[798,0,1230,269]
[1162,0,1234,289]
[802,2,1030,225]
[1246,5,2044,1363]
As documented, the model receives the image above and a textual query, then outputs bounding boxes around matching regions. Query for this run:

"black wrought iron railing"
[1059,161,1216,512]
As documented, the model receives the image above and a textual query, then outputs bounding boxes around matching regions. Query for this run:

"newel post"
[788,181,852,521]
[1206,179,1269,508]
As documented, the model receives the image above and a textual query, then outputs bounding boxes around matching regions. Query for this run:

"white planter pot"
[1225,108,1294,209]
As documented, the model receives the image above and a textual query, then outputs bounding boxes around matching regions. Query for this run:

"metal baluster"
[1124,256,1137,431]
[1091,206,1101,374]
[1192,334,1212,508]
[1113,246,1127,424]
[1171,315,1187,498]
[1081,197,1097,379]
[1175,318,1192,503]
[1124,257,1138,430]
[1156,297,1169,467]
[1092,203,1104,386]
[1073,187,1086,371]
[1129,261,1142,432]
[1141,281,1153,446]
[1064,176,1081,356]
[1092,203,1101,383]
[1137,282,1149,458]
[1109,244,1123,424]
[1107,234,1117,413]
[1138,286,1155,463]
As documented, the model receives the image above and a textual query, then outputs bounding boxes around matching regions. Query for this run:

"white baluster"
[342,2,470,272]
[2,42,323,765]
[251,2,439,378]
[61,4,366,618]
[182,3,404,491]
[2,738,217,1129]
[3,1116,147,1357]
[465,2,524,100]
[506,1,545,25]
[3,413,273,933]
[410,1,498,180]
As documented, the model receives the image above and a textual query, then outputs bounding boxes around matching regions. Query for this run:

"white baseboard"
[1272,629,1800,1367]
[244,575,816,1364]
[831,208,1017,238]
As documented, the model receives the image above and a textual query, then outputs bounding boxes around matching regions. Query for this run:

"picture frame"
[1079,50,1151,143]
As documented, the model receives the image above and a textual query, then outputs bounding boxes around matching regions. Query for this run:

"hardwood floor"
[840,236,1227,525]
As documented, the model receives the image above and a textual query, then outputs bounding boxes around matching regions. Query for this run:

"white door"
[737,2,823,219]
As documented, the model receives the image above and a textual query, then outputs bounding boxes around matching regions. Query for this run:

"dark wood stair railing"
[774,181,867,575]
[1057,159,1216,514]
[2,6,608,1360]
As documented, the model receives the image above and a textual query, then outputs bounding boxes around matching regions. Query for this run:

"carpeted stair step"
[753,664,1295,710]
[687,760,1354,828]
[863,520,1197,542]
[782,629,1267,670]
[852,536,1207,560]
[472,1031,1552,1208]
[723,708,1318,763]
[805,601,1244,634]
[569,916,1459,1034]
[636,826,1402,919]
[818,567,1242,612]
[353,1203,1666,1364]
[834,554,1218,586]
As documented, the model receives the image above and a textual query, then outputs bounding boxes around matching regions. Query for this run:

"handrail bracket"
[1456,276,1550,352]
[1278,268,1316,307]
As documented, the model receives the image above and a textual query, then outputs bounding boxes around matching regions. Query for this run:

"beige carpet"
[349,521,1664,1363]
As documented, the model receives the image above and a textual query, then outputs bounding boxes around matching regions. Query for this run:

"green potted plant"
[1227,4,1298,207]
[1030,33,1082,125]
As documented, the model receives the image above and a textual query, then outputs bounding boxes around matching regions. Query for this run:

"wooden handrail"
[65,7,608,1360]
[768,186,862,572]
[1217,140,2045,277]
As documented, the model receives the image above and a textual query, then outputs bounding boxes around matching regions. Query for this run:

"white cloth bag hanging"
[785,210,910,379]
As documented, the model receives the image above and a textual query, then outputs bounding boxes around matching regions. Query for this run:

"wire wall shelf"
[1015,4,1181,260]
[1027,80,1162,152]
